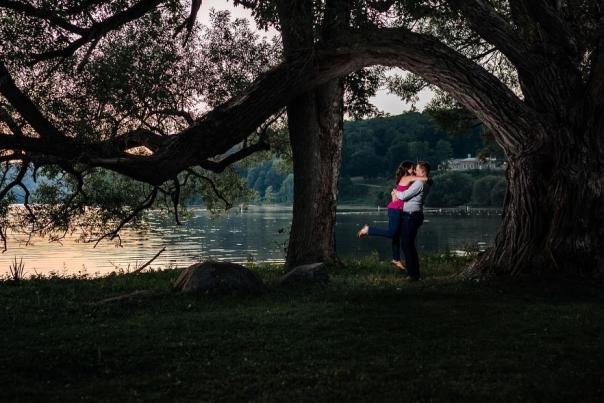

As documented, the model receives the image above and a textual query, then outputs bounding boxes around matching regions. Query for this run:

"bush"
[426,171,473,207]
[490,177,507,207]
[471,176,501,206]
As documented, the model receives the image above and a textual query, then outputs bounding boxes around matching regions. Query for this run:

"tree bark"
[472,120,604,279]
[465,14,604,280]
[285,80,344,267]
[278,0,348,268]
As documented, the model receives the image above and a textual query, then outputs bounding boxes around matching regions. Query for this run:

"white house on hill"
[441,154,504,171]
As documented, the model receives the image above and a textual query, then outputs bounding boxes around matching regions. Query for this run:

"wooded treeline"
[244,110,504,207]
[340,111,494,178]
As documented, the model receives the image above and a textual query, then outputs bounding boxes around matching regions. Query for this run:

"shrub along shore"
[1,256,603,402]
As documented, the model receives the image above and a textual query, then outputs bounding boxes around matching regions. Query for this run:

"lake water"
[1,205,500,277]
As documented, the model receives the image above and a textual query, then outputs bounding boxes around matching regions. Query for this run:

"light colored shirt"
[396,180,430,213]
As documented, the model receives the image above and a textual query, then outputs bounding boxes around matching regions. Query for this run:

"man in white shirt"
[392,161,431,282]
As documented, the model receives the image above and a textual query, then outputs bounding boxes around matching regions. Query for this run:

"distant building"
[441,154,504,171]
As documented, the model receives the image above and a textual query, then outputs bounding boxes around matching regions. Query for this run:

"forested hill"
[341,111,484,179]
[245,111,499,205]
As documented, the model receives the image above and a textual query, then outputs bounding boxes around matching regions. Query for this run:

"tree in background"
[341,111,476,180]
[490,178,507,208]
[433,140,454,169]
[263,185,275,203]
[0,5,275,245]
[471,176,503,207]
[276,173,294,203]
[426,172,473,207]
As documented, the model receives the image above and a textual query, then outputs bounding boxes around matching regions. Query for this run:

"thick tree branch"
[31,0,166,63]
[520,0,578,57]
[448,0,534,73]
[174,0,202,41]
[2,27,540,186]
[0,0,87,34]
[0,104,23,136]
[0,133,64,155]
[0,61,65,142]
[98,128,169,153]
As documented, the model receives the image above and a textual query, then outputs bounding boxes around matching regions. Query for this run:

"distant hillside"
[341,111,490,179]
[242,111,503,205]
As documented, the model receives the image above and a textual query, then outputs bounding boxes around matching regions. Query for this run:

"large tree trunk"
[285,81,344,267]
[276,0,349,268]
[473,121,604,279]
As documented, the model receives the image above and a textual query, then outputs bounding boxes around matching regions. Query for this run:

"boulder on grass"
[173,261,265,295]
[279,262,329,286]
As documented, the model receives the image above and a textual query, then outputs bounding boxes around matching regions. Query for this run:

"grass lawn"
[1,255,603,402]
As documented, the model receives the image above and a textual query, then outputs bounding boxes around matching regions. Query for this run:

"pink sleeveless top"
[387,184,410,209]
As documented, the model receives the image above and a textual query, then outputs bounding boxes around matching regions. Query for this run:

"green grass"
[1,256,603,402]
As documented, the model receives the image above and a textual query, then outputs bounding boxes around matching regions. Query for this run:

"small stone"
[279,262,329,286]
[173,261,265,295]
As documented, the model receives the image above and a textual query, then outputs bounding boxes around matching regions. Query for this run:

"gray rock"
[173,261,265,295]
[280,262,329,286]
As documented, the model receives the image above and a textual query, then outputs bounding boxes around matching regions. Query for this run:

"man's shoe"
[402,276,420,283]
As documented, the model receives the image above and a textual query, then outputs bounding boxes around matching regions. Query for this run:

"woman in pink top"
[357,161,428,271]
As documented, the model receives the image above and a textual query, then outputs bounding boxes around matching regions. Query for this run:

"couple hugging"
[357,161,431,283]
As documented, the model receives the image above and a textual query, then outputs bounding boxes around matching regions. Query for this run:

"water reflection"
[1,205,500,277]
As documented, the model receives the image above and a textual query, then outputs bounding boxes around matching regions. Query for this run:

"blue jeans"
[367,208,402,261]
[400,212,424,279]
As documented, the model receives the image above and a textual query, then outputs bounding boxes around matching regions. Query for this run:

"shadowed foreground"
[1,256,603,402]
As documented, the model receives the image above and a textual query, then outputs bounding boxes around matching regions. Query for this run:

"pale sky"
[198,0,434,115]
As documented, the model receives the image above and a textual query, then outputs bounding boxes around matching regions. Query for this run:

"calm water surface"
[1,205,500,277]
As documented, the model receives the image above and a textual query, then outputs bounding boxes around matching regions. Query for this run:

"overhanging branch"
[2,27,539,186]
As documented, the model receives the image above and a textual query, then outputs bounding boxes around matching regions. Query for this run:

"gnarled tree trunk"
[473,115,604,279]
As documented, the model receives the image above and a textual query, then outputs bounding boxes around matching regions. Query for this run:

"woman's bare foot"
[357,224,369,238]
[391,260,406,271]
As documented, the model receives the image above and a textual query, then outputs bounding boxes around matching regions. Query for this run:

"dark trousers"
[400,212,424,279]
[367,208,402,261]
